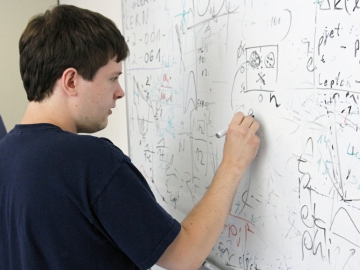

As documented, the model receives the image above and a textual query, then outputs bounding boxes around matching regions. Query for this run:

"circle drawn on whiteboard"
[264,52,275,68]
[249,51,261,68]
[259,94,263,102]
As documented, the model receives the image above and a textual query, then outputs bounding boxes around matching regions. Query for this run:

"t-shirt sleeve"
[92,160,181,269]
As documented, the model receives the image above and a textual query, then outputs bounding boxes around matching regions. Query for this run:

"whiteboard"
[122,1,360,269]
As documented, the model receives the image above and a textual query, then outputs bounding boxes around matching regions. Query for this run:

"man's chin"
[78,121,108,134]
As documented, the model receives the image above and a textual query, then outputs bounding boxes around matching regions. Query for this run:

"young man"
[0,5,260,270]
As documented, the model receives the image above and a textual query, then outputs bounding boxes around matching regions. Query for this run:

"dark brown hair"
[19,5,129,101]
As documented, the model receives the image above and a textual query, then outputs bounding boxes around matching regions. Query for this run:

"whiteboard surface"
[123,0,360,269]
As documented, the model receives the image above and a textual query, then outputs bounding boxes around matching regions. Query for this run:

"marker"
[215,126,228,138]
[215,115,254,139]
[202,260,222,270]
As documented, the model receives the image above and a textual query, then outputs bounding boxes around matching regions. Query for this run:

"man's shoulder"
[85,136,126,158]
[13,124,128,163]
[64,133,128,163]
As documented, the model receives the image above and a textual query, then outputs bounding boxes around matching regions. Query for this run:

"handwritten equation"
[122,0,360,269]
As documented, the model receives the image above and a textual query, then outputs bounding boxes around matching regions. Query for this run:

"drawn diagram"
[246,45,278,92]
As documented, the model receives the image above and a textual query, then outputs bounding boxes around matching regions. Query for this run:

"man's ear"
[61,68,79,96]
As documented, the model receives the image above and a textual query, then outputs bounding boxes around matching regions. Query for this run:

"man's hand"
[221,112,260,177]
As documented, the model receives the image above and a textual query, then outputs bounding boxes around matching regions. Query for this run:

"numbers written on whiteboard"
[144,49,161,63]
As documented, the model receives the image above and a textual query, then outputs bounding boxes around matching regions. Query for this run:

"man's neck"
[21,100,77,133]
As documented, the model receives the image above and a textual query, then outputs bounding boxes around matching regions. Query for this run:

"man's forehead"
[100,58,123,74]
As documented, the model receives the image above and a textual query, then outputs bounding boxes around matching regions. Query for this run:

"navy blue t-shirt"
[0,124,180,269]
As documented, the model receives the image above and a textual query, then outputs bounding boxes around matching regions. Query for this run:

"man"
[0,5,260,270]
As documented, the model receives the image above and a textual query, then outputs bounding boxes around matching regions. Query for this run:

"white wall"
[59,0,129,155]
[0,0,57,132]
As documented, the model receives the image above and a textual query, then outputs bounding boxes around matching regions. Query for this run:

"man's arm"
[156,112,260,270]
